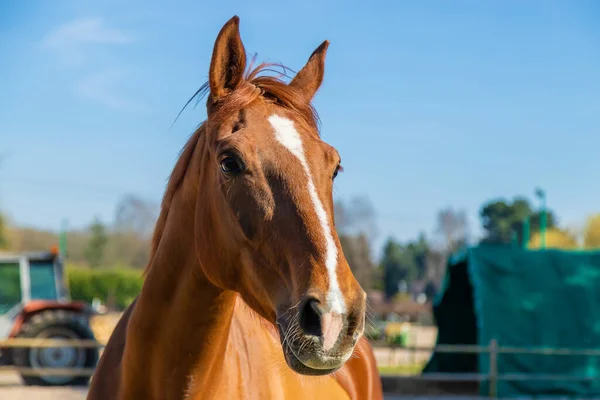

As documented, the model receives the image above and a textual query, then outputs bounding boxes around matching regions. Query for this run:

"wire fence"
[372,339,600,397]
[2,337,600,397]
[0,338,103,348]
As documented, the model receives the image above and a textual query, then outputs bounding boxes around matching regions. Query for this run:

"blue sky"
[1,0,599,251]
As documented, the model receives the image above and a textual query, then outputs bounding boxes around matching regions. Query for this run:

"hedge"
[67,266,144,310]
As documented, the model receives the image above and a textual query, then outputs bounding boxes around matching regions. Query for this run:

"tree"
[425,248,447,288]
[380,238,407,300]
[85,217,108,268]
[339,234,373,291]
[334,196,378,243]
[7,226,57,253]
[114,194,158,237]
[435,207,469,253]
[379,237,424,300]
[406,233,429,280]
[422,207,469,299]
[584,214,600,249]
[109,194,158,268]
[0,213,7,249]
[529,228,578,250]
[335,196,378,291]
[479,197,556,244]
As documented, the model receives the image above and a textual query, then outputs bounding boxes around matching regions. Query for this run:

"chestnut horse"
[87,16,383,400]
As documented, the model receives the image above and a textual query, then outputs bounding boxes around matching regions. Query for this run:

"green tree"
[0,213,7,249]
[406,233,429,280]
[479,197,556,244]
[381,238,404,300]
[85,217,108,268]
[380,237,425,300]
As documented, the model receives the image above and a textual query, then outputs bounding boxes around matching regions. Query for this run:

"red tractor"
[0,248,99,386]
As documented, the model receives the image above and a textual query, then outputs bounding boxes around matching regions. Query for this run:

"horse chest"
[185,308,350,400]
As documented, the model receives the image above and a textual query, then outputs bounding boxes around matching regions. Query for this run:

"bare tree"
[339,234,373,291]
[109,194,159,268]
[334,196,378,291]
[335,195,378,243]
[425,248,447,288]
[435,207,469,253]
[419,207,469,294]
[114,194,159,237]
[334,200,351,233]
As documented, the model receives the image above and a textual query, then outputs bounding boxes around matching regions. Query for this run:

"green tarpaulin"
[423,244,600,398]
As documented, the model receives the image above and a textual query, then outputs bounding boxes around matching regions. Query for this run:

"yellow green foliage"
[583,214,600,249]
[528,228,578,250]
[0,214,7,249]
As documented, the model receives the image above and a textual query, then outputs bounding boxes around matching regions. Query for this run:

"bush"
[67,266,144,310]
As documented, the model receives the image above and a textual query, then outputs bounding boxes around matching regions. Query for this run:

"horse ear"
[209,16,247,103]
[289,40,329,101]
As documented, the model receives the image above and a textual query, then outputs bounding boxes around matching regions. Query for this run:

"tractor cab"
[0,248,68,316]
[0,248,99,386]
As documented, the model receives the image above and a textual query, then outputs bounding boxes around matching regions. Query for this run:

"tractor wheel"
[12,309,99,386]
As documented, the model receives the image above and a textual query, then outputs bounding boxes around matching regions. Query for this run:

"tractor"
[0,247,99,386]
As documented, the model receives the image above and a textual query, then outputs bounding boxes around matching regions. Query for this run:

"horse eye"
[220,155,243,174]
[332,164,343,180]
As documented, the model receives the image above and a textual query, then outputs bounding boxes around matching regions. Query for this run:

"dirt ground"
[0,376,435,400]
[0,373,88,400]
[373,325,437,367]
[0,313,437,399]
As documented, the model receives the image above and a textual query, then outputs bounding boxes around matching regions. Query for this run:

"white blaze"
[268,114,345,314]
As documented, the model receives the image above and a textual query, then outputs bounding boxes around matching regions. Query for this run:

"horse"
[87,16,383,400]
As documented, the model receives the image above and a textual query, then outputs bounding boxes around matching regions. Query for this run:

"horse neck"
[120,145,238,400]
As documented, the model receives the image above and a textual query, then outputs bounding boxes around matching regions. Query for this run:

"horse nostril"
[299,298,322,337]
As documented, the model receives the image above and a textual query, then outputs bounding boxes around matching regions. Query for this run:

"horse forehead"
[234,107,329,169]
[269,114,305,156]
[265,113,328,160]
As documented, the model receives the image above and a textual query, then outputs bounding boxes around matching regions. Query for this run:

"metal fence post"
[489,338,498,398]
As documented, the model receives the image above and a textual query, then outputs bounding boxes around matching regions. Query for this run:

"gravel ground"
[0,373,87,400]
[1,372,468,400]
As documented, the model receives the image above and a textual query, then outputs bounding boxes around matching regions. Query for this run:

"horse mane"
[144,60,320,277]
